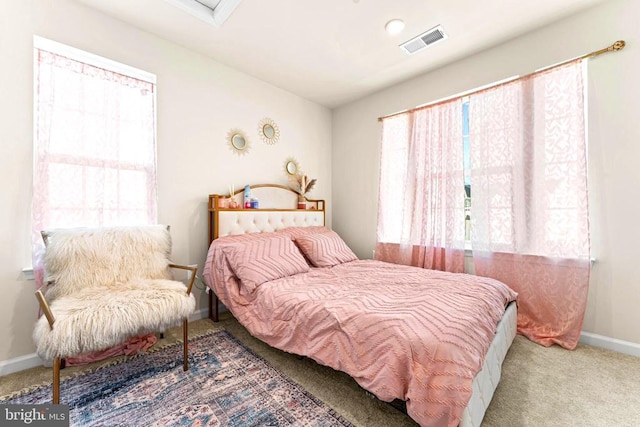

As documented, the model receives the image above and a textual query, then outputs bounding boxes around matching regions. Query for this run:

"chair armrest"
[168,263,198,296]
[35,290,55,328]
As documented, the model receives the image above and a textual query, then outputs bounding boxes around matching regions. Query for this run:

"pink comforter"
[205,245,517,427]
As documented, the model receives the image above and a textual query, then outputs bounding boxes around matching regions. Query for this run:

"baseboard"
[580,332,640,357]
[0,352,42,377]
[189,307,209,322]
[0,307,217,377]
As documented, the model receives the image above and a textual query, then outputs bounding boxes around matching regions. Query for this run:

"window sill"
[22,267,34,281]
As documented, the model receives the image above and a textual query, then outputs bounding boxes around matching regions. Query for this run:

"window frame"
[31,36,158,267]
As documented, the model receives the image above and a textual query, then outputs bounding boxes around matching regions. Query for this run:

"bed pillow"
[221,235,309,293]
[294,230,358,267]
[277,226,332,239]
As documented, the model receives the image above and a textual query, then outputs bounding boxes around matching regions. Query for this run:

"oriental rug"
[1,330,354,426]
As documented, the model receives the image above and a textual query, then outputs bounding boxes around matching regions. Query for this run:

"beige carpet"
[2,314,640,426]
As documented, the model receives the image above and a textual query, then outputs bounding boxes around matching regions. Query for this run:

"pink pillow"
[221,235,309,293]
[214,231,282,247]
[294,230,358,267]
[277,226,331,239]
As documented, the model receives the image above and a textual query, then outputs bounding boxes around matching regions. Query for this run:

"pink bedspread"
[205,244,517,427]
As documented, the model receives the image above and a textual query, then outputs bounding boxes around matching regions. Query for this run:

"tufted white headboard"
[207,184,325,243]
[216,210,324,237]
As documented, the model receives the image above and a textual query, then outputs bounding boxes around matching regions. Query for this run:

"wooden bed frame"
[207,183,325,321]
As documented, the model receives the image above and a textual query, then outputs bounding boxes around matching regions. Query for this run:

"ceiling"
[75,0,606,108]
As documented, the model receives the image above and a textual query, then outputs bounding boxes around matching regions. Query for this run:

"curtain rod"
[377,40,626,122]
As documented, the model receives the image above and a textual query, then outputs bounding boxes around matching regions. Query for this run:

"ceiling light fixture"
[164,0,242,26]
[385,19,405,36]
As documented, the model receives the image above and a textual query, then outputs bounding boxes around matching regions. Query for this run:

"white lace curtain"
[32,48,157,286]
[376,99,466,272]
[469,60,590,349]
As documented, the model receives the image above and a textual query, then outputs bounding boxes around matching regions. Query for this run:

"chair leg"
[183,319,188,371]
[53,357,61,404]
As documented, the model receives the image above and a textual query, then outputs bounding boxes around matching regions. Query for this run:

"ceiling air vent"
[400,25,448,55]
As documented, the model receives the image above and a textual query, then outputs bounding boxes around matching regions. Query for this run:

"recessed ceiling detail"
[400,25,448,55]
[164,0,242,26]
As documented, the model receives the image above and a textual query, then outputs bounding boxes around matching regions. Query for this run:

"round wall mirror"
[227,129,250,155]
[284,157,300,176]
[231,134,246,150]
[286,161,297,174]
[258,117,280,145]
[263,124,275,139]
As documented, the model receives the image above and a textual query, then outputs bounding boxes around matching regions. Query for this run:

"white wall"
[0,0,331,362]
[332,0,640,345]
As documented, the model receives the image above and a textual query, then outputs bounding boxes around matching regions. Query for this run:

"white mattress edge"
[459,301,518,427]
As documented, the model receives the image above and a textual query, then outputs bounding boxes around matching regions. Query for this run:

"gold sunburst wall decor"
[227,129,250,156]
[284,157,301,176]
[258,117,280,145]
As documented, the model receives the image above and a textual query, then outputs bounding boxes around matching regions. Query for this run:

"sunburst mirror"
[227,129,250,155]
[284,157,300,176]
[258,117,280,145]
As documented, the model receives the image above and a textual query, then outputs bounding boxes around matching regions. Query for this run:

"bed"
[203,184,518,427]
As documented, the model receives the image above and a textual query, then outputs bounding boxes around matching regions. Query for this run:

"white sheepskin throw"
[33,279,195,360]
[42,225,173,302]
[34,225,196,360]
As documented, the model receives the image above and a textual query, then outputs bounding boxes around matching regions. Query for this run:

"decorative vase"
[217,197,228,208]
[297,194,306,210]
[228,199,239,209]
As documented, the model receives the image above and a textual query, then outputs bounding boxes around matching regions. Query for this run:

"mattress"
[460,301,517,427]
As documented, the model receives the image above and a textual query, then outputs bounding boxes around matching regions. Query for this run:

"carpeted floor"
[2,313,640,426]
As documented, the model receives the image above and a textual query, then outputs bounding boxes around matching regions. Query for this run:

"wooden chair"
[33,225,197,404]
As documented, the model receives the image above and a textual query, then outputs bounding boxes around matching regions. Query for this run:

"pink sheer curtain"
[469,61,590,349]
[376,99,466,272]
[33,48,158,284]
[33,47,158,362]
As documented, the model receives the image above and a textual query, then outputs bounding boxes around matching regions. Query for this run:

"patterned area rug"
[2,330,354,426]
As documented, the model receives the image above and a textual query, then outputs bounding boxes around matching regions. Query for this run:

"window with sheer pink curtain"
[376,99,466,272]
[32,41,158,286]
[469,60,590,350]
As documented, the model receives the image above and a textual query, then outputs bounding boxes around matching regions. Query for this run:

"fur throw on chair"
[33,225,196,361]
[41,226,174,301]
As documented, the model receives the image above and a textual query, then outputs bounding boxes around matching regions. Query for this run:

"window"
[466,62,589,258]
[32,36,157,248]
[378,61,587,263]
[377,100,466,272]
